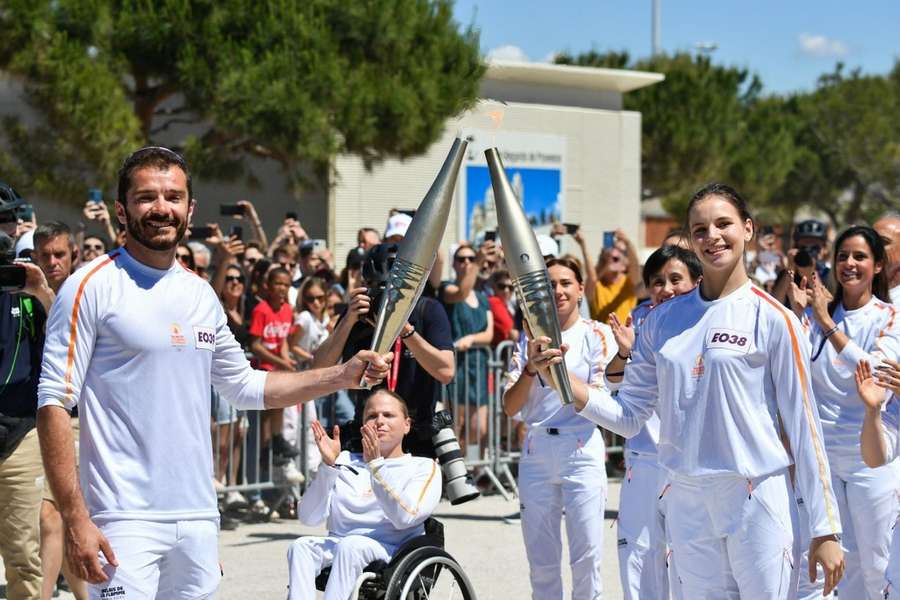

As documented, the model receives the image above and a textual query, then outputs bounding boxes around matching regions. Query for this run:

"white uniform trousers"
[519,426,607,600]
[666,469,794,600]
[287,534,395,600]
[90,519,220,600]
[617,452,669,600]
[885,517,900,598]
[790,493,833,600]
[830,457,900,600]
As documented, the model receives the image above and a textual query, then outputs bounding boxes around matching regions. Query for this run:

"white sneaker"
[277,461,306,484]
[224,491,249,510]
[250,499,269,515]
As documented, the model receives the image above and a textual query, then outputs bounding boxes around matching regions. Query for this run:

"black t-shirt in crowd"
[341,296,453,456]
[0,292,46,418]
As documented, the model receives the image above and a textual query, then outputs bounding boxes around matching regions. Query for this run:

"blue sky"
[452,1,900,95]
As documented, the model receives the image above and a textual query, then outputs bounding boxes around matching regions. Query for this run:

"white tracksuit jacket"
[579,281,841,539]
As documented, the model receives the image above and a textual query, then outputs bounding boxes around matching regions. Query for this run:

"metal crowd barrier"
[210,342,626,509]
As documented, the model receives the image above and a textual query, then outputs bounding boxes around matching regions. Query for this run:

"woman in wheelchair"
[287,389,442,600]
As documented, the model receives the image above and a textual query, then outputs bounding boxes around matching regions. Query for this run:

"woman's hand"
[608,313,635,357]
[856,360,887,412]
[786,271,809,314]
[361,422,382,463]
[874,359,900,396]
[311,420,342,466]
[807,274,834,328]
[454,335,473,352]
[525,335,566,381]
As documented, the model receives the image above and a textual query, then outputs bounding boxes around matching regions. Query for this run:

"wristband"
[400,327,415,340]
[616,350,632,361]
[823,325,839,339]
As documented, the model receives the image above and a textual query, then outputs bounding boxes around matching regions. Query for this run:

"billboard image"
[459,129,566,242]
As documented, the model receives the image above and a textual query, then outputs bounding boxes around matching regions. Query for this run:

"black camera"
[0,232,25,293]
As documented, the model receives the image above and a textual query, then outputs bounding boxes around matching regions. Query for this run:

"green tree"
[0,0,484,204]
[557,51,766,215]
[777,64,900,227]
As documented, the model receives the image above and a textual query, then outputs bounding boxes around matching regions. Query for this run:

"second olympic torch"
[485,148,575,405]
[363,138,467,385]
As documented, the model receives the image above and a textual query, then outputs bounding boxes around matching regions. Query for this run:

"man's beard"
[124,210,187,252]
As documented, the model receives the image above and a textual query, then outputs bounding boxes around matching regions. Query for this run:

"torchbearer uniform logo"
[170,323,187,347]
[691,354,705,378]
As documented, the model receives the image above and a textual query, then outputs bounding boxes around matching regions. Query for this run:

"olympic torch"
[362,138,467,386]
[485,148,574,405]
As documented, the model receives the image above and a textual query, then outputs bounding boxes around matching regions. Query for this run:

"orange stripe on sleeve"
[751,286,839,533]
[63,253,118,405]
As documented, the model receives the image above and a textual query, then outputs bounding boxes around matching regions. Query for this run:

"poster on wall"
[459,129,566,243]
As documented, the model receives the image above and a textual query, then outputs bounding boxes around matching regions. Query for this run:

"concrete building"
[331,60,663,273]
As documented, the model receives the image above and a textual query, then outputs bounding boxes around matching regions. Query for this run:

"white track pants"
[666,469,794,600]
[287,534,395,600]
[885,518,900,598]
[830,457,900,600]
[519,427,607,600]
[90,519,220,600]
[790,493,833,600]
[617,452,669,600]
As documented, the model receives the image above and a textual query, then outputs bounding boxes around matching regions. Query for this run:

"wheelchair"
[314,518,477,599]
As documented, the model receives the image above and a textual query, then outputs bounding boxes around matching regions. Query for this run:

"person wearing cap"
[772,219,833,308]
[0,182,55,600]
[383,213,412,244]
[585,228,641,326]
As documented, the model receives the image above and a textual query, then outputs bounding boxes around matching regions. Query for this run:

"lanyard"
[386,337,402,392]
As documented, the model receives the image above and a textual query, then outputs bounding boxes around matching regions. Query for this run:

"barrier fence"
[211,342,626,510]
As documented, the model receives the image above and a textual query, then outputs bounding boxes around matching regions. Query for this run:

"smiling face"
[548,263,583,325]
[688,195,753,275]
[223,266,245,300]
[835,234,882,298]
[116,166,193,254]
[363,391,411,455]
[647,258,697,305]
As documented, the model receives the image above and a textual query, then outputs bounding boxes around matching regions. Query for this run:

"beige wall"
[331,100,643,276]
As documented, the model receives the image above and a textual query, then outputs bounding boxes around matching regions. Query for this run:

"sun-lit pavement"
[5,480,624,599]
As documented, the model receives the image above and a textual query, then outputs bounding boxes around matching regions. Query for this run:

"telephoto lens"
[431,410,480,505]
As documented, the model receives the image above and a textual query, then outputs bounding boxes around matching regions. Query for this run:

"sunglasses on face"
[455,255,476,263]
[280,261,296,270]
[0,212,17,224]
[176,253,191,262]
[496,283,514,291]
[83,243,104,252]
[225,275,244,284]
[305,294,326,303]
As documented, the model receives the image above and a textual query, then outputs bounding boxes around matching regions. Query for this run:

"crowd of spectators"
[2,174,899,598]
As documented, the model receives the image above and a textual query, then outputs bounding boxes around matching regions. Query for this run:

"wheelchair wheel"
[384,547,476,600]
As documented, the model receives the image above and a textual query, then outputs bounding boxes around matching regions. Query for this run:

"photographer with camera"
[312,244,455,458]
[0,186,56,600]
[773,219,833,308]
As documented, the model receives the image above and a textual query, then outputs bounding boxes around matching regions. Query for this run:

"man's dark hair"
[117,146,192,205]
[33,221,74,249]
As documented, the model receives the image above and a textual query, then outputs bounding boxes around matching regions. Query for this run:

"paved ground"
[6,480,625,599]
